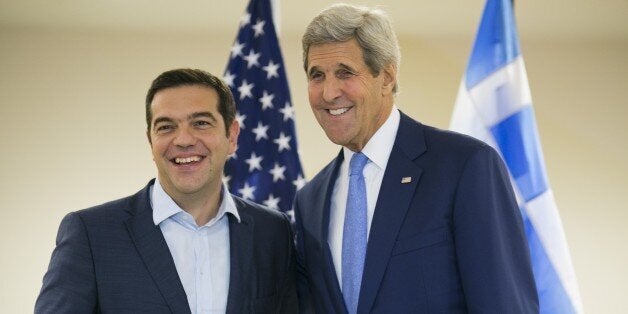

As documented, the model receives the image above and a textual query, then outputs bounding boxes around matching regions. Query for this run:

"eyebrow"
[152,116,174,128]
[307,66,321,77]
[337,63,356,72]
[189,111,217,122]
[308,63,356,77]
[152,111,218,128]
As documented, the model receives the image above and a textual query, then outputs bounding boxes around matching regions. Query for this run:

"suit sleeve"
[35,212,98,314]
[453,145,539,313]
[293,197,315,314]
[277,211,299,314]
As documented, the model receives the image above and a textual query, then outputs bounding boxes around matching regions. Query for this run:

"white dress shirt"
[151,179,240,314]
[328,107,400,288]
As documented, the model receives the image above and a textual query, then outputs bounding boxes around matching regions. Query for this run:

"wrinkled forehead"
[307,40,365,72]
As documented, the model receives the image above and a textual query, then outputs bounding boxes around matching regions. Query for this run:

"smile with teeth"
[328,107,350,116]
[174,156,202,164]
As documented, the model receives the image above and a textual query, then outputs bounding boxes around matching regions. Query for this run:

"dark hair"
[145,68,236,135]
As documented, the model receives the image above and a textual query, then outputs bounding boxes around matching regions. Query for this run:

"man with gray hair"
[294,4,538,313]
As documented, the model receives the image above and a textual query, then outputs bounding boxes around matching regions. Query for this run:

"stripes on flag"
[450,0,583,312]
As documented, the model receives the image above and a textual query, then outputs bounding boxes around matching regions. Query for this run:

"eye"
[155,124,174,133]
[309,71,324,82]
[194,120,213,128]
[336,69,354,79]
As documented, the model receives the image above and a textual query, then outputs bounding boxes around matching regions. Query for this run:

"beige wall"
[1,26,626,312]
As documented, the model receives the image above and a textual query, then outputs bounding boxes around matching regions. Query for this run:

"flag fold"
[450,1,583,313]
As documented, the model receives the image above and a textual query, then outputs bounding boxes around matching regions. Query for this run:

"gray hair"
[302,3,401,93]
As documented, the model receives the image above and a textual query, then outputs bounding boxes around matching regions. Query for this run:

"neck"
[167,185,223,226]
[347,101,394,152]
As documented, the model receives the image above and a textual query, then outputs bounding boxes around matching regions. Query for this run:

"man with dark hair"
[36,68,298,313]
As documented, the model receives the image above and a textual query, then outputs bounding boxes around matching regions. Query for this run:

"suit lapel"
[304,151,347,312]
[225,207,254,314]
[358,113,427,313]
[318,152,349,312]
[125,182,191,314]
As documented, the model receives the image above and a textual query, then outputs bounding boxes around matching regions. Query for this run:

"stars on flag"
[252,19,265,37]
[230,41,245,59]
[279,102,294,121]
[263,194,280,210]
[269,163,286,182]
[273,132,291,152]
[235,111,247,130]
[223,0,305,215]
[245,152,263,172]
[251,122,269,141]
[238,182,256,200]
[262,60,280,79]
[243,49,261,69]
[292,174,307,191]
[259,90,274,110]
[223,71,236,87]
[239,13,251,28]
[237,80,254,100]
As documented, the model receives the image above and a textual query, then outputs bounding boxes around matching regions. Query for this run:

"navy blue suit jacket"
[294,112,538,313]
[36,180,297,313]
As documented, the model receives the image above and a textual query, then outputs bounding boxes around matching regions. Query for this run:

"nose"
[322,77,342,103]
[173,126,196,148]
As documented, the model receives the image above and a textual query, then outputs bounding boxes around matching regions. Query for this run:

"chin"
[325,132,350,147]
[169,186,196,195]
[171,180,204,194]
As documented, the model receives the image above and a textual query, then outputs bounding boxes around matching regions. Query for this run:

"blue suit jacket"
[36,180,297,313]
[294,112,538,313]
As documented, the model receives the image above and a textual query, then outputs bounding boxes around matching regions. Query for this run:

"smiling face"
[148,85,239,201]
[306,38,396,152]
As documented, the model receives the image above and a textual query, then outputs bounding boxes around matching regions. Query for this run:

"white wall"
[1,26,626,312]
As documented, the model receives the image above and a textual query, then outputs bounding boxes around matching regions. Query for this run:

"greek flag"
[223,0,305,219]
[450,0,583,312]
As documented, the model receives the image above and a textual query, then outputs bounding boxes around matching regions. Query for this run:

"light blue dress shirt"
[150,179,240,314]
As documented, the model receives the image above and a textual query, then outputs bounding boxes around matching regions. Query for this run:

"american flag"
[223,0,305,218]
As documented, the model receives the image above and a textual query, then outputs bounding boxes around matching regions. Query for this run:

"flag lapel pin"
[401,177,412,184]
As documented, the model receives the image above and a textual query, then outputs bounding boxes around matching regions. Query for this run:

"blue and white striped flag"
[223,0,305,219]
[450,0,583,312]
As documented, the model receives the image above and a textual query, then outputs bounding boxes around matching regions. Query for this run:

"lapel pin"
[401,177,412,184]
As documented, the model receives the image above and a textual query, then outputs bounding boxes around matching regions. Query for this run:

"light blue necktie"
[342,152,369,314]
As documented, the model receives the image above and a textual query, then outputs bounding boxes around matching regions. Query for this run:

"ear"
[381,63,397,96]
[227,119,240,155]
[146,129,152,145]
